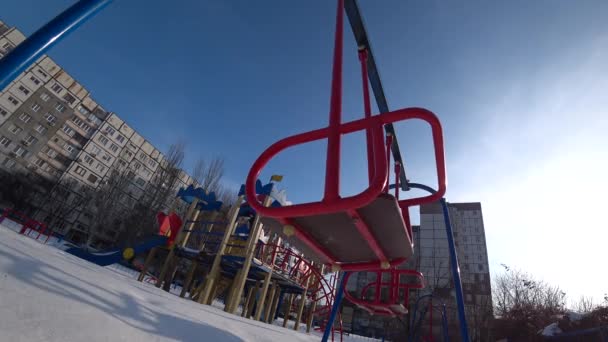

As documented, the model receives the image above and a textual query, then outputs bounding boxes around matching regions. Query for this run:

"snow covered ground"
[0,223,379,342]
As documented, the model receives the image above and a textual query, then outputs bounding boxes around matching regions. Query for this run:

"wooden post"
[225,195,274,313]
[179,261,198,298]
[306,265,324,333]
[283,294,295,328]
[268,286,282,324]
[155,199,200,289]
[254,273,273,321]
[264,282,279,323]
[242,285,255,317]
[197,195,244,304]
[246,281,261,319]
[294,275,311,331]
[137,247,158,282]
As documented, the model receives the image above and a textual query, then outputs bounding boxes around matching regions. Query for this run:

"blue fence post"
[322,271,347,342]
[0,0,112,90]
[441,198,470,342]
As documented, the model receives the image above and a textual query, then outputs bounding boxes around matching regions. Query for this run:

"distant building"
[407,201,492,341]
[0,20,195,248]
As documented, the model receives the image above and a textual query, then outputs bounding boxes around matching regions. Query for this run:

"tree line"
[0,142,231,250]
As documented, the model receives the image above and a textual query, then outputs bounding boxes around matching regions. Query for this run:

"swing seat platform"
[260,193,413,268]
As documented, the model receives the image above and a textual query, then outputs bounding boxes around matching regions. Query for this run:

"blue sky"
[3,0,608,303]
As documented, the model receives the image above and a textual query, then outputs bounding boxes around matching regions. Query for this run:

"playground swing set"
[0,0,473,341]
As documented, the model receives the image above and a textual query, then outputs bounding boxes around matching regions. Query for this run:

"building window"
[19,113,32,123]
[104,126,116,136]
[135,177,146,187]
[83,155,94,165]
[51,82,63,94]
[63,93,76,105]
[0,106,8,116]
[34,124,47,134]
[0,136,10,148]
[98,135,109,146]
[55,103,66,113]
[72,116,83,125]
[13,146,28,158]
[147,159,156,169]
[9,125,22,135]
[116,134,125,144]
[90,145,101,155]
[31,103,41,112]
[109,144,119,153]
[2,158,16,169]
[29,75,41,85]
[87,174,98,184]
[478,264,483,272]
[77,106,89,116]
[7,96,19,106]
[101,154,111,162]
[18,85,30,96]
[23,135,38,146]
[74,166,86,176]
[37,69,48,78]
[44,113,57,126]
[46,148,58,158]
[64,143,76,154]
[40,93,51,102]
[61,125,75,137]
[95,164,106,173]
[35,158,46,168]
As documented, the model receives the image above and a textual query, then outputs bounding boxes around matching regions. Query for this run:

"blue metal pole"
[0,0,112,91]
[322,272,347,342]
[440,198,470,342]
[392,183,470,342]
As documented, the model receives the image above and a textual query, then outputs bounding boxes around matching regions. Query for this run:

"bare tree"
[43,178,93,236]
[492,265,566,339]
[144,142,185,213]
[573,296,596,314]
[192,156,224,193]
[84,168,135,248]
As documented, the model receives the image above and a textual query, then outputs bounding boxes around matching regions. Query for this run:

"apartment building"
[411,201,492,341]
[0,20,195,248]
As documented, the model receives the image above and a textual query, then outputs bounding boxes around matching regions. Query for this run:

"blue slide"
[65,235,168,266]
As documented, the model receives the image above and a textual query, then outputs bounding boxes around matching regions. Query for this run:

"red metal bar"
[344,269,424,316]
[359,48,374,185]
[384,134,393,193]
[346,209,387,263]
[324,0,344,202]
[246,107,444,218]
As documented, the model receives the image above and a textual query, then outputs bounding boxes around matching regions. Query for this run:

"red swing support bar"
[245,0,447,271]
[343,269,424,317]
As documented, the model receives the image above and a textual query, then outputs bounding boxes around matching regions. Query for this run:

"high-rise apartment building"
[409,201,492,341]
[341,202,492,340]
[0,20,195,248]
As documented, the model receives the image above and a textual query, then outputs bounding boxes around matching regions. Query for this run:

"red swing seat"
[245,0,446,272]
[343,269,424,317]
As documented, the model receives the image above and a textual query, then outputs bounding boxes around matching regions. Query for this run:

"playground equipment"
[409,294,451,342]
[0,208,53,242]
[343,269,424,317]
[64,234,168,266]
[0,0,472,340]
